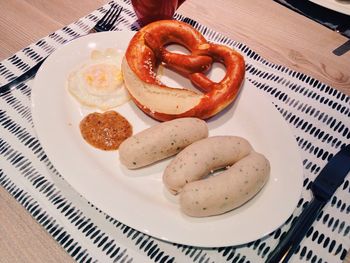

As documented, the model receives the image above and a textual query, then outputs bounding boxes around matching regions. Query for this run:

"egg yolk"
[83,64,123,95]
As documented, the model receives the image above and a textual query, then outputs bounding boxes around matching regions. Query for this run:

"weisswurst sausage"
[119,117,208,169]
[180,152,270,217]
[163,136,253,194]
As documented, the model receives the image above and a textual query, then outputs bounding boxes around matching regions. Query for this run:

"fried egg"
[67,48,130,110]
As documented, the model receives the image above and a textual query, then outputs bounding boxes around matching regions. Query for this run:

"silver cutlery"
[0,3,123,94]
[266,144,350,262]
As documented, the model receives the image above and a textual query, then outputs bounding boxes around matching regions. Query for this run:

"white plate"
[309,0,350,15]
[31,31,303,247]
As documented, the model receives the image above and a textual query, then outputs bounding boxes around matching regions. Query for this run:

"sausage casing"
[119,117,208,169]
[163,136,253,194]
[180,152,270,217]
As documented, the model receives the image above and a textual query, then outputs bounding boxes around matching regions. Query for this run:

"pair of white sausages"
[163,136,270,217]
[119,118,270,217]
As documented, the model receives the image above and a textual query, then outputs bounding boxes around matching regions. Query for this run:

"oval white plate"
[309,0,350,15]
[31,31,303,247]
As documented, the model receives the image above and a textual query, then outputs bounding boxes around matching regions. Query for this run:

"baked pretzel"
[121,20,245,121]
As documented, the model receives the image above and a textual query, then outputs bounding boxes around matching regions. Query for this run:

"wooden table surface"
[0,0,349,262]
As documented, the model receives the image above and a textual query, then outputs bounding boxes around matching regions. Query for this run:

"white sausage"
[163,136,253,194]
[180,151,270,217]
[119,117,208,169]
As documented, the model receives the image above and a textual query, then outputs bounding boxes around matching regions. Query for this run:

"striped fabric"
[0,1,349,262]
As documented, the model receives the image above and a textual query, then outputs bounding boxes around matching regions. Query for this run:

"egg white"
[67,48,130,110]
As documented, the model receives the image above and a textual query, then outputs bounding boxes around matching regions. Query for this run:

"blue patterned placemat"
[0,1,349,262]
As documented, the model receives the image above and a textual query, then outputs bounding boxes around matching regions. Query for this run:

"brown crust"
[124,20,245,121]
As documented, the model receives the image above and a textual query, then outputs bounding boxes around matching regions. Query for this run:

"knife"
[266,144,350,263]
[0,58,46,94]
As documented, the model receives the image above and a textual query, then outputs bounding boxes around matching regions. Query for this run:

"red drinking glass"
[131,0,186,26]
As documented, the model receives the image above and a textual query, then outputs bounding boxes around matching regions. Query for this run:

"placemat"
[0,1,349,262]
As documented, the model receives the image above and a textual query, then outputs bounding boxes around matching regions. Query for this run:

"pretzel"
[121,20,245,121]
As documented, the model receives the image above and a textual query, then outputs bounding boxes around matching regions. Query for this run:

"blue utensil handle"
[266,198,325,263]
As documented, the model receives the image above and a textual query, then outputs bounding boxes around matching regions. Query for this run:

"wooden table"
[0,1,349,262]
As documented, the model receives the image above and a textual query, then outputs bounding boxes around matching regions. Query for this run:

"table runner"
[0,1,349,262]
